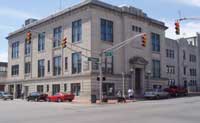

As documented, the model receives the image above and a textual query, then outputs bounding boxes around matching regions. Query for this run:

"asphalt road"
[0,96,200,123]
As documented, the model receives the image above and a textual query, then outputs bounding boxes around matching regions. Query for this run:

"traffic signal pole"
[98,33,147,103]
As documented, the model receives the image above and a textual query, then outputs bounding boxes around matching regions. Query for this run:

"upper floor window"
[53,26,62,48]
[12,42,19,59]
[166,49,175,59]
[72,52,82,74]
[101,19,113,42]
[151,33,160,52]
[0,66,7,72]
[132,25,142,33]
[47,60,50,73]
[38,32,45,52]
[184,67,186,75]
[190,68,197,76]
[189,54,196,62]
[183,50,186,60]
[25,62,31,74]
[38,59,45,77]
[152,60,160,78]
[65,57,68,71]
[11,65,19,76]
[72,19,82,43]
[25,41,31,55]
[166,65,175,74]
[53,56,61,76]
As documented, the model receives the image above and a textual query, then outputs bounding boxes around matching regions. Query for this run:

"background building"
[0,62,8,91]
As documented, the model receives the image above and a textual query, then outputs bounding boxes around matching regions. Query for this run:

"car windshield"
[3,92,9,95]
[31,92,39,96]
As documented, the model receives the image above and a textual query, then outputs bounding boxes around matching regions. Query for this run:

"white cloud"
[0,52,8,62]
[0,7,40,19]
[175,0,200,7]
[162,19,200,39]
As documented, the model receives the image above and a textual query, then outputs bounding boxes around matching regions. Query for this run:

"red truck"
[164,86,188,97]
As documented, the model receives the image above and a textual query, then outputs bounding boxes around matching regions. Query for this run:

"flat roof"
[7,0,167,39]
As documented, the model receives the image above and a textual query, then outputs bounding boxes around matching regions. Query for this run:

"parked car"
[47,92,75,102]
[164,86,188,97]
[0,91,13,100]
[144,89,169,99]
[26,92,48,102]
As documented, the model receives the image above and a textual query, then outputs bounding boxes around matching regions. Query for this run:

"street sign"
[88,57,99,62]
[105,51,113,56]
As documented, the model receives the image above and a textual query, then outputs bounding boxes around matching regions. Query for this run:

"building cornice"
[6,0,167,40]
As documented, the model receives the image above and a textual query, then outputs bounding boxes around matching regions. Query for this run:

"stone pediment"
[129,56,148,65]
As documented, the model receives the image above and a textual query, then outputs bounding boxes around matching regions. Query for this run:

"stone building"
[0,62,8,91]
[6,0,172,100]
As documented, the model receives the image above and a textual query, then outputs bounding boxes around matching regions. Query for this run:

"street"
[0,96,200,123]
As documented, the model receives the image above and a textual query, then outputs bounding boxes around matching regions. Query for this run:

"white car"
[144,89,169,99]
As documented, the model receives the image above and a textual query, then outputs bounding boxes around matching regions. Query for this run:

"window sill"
[38,50,45,54]
[72,41,82,44]
[101,40,113,45]
[152,51,160,54]
[53,46,61,50]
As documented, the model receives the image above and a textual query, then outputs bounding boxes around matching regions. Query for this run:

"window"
[132,25,142,33]
[12,65,19,76]
[25,62,31,74]
[101,19,113,42]
[72,52,82,74]
[102,56,113,74]
[152,33,160,52]
[38,32,45,52]
[189,54,196,62]
[64,84,67,92]
[72,19,82,43]
[38,59,45,77]
[47,60,50,73]
[166,65,175,74]
[183,50,186,60]
[53,26,62,48]
[166,49,175,58]
[12,42,19,58]
[71,83,80,96]
[46,85,49,92]
[65,57,68,71]
[37,85,44,93]
[190,69,197,76]
[25,41,31,55]
[184,67,186,75]
[102,83,115,96]
[52,84,60,95]
[53,56,61,76]
[152,60,160,78]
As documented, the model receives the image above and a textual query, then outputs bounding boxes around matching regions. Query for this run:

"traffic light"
[141,33,147,47]
[26,31,32,44]
[62,37,67,48]
[175,21,180,35]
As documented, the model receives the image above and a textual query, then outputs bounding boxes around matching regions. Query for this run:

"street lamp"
[146,70,151,90]
[130,68,134,90]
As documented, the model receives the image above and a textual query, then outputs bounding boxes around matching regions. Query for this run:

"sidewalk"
[72,99,137,104]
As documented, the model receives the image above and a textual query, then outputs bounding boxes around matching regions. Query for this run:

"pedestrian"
[128,88,134,100]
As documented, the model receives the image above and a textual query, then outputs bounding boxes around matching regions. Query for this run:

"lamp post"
[130,68,134,90]
[146,70,151,90]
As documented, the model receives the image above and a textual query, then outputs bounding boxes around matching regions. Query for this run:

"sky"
[0,0,200,62]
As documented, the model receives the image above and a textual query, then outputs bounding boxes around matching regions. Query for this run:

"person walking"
[128,88,134,100]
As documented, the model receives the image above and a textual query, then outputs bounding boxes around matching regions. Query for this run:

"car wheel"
[3,98,7,101]
[57,98,62,103]
[35,98,39,102]
[156,95,160,100]
[68,99,72,102]
[46,98,51,102]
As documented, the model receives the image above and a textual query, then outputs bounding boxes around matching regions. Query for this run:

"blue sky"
[0,0,200,61]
